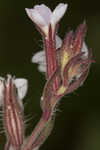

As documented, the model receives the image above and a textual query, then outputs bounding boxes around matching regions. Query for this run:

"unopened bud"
[3,77,24,149]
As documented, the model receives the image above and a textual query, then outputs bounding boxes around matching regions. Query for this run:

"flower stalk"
[0,3,94,150]
[24,3,93,149]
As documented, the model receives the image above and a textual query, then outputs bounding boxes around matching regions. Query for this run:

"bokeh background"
[0,0,100,150]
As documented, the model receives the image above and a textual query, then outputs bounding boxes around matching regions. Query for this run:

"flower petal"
[32,51,46,64]
[25,8,47,27]
[81,42,88,57]
[14,79,28,100]
[38,64,46,72]
[56,35,62,49]
[34,4,52,25]
[51,3,68,26]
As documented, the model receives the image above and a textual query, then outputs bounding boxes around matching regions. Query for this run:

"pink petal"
[51,3,68,25]
[25,8,47,26]
[34,4,52,25]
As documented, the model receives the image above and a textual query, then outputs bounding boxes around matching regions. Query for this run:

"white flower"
[0,76,28,106]
[25,3,68,36]
[31,35,88,73]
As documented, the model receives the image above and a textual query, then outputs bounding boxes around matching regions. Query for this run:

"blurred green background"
[0,0,100,149]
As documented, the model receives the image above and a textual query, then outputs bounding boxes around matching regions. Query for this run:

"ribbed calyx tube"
[3,79,24,150]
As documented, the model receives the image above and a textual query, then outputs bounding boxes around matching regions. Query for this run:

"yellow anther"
[57,86,66,95]
[61,51,69,71]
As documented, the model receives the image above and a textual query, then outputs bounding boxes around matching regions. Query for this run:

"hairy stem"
[21,115,50,150]
[44,25,59,91]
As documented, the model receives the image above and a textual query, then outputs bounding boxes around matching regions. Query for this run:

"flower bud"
[3,76,24,149]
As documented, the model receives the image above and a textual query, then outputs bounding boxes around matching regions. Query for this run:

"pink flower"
[25,3,68,37]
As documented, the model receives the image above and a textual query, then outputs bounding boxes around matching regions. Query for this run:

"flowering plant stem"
[22,115,50,150]
[0,3,93,150]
